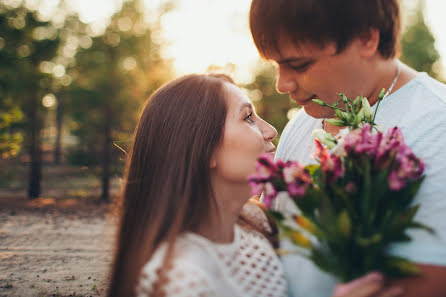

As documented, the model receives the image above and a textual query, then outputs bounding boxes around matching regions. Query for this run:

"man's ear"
[358,28,380,57]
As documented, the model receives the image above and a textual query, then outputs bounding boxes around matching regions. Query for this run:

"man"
[249,0,446,296]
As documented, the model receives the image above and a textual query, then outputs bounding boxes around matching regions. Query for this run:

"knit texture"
[137,206,286,297]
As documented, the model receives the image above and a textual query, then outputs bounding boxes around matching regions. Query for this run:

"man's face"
[267,36,366,119]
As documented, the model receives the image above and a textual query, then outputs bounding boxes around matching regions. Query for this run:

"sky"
[33,0,446,82]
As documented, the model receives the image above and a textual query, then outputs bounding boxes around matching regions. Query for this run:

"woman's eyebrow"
[239,102,253,112]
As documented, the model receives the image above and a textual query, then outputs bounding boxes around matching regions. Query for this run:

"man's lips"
[291,94,317,106]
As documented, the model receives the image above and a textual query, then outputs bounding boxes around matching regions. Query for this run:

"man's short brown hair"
[250,0,400,59]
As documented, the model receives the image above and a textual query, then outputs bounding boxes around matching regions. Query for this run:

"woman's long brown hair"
[108,74,234,297]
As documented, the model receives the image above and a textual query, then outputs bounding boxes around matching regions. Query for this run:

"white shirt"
[275,72,446,297]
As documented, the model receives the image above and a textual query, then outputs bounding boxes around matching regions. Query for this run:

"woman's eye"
[244,112,255,123]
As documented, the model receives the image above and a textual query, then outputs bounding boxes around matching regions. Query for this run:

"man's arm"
[389,264,446,297]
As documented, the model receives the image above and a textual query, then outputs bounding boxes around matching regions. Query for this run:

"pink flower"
[263,182,277,208]
[314,140,344,182]
[248,179,265,196]
[345,182,356,193]
[282,162,311,197]
[344,124,382,156]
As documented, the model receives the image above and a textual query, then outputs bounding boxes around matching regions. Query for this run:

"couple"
[109,0,446,296]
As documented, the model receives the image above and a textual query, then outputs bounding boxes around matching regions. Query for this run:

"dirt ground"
[0,197,118,297]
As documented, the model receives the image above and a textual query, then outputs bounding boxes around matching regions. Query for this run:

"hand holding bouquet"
[249,90,433,282]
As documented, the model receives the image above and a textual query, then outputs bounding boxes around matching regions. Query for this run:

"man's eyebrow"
[277,57,311,64]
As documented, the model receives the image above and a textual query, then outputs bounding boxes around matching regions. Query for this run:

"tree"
[68,0,173,202]
[0,1,61,198]
[400,0,441,79]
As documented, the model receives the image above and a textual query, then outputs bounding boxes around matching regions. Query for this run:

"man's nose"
[276,65,297,94]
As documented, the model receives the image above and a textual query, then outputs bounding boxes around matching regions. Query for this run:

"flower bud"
[361,97,373,121]
[325,118,345,127]
[312,129,337,149]
[378,88,386,100]
[312,99,327,106]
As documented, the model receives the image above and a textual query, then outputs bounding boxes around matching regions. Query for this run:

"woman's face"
[211,82,277,184]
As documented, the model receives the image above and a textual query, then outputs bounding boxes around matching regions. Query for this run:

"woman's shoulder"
[239,197,273,234]
[137,238,219,297]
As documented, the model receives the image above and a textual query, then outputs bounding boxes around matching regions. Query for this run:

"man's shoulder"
[378,73,446,127]
[405,73,446,109]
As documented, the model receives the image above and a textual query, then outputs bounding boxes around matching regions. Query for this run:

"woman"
[108,74,402,297]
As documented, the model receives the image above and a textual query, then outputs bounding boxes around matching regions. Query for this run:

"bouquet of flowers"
[249,89,433,282]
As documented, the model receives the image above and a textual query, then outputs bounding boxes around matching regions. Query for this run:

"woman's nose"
[261,120,278,142]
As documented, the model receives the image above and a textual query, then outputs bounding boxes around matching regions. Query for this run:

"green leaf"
[268,210,285,221]
[381,255,421,277]
[306,164,321,176]
[337,210,352,238]
[353,96,360,112]
[360,159,372,226]
[355,233,382,247]
[409,221,436,234]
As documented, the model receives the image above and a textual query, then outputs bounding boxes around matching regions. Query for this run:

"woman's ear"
[210,155,217,169]
[358,28,380,58]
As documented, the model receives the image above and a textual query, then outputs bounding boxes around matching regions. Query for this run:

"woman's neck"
[196,182,250,243]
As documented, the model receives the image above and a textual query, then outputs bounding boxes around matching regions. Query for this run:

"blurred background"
[0,0,443,202]
[0,0,443,295]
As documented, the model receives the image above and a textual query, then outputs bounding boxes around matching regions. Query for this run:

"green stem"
[372,98,382,124]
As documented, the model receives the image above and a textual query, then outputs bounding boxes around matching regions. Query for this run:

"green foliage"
[66,0,173,171]
[0,2,61,197]
[400,2,440,79]
[0,98,23,158]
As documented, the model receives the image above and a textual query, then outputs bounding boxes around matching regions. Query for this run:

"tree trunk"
[101,104,112,202]
[54,94,63,164]
[28,94,42,199]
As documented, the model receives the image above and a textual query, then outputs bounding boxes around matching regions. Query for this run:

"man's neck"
[324,60,418,136]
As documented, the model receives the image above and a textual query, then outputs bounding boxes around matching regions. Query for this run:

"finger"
[333,273,385,297]
[375,287,404,297]
[333,273,383,296]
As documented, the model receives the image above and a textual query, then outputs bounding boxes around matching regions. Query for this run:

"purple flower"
[388,150,425,191]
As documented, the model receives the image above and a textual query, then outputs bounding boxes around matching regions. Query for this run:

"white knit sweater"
[136,205,287,297]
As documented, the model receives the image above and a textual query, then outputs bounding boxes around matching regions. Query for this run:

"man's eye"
[244,112,255,123]
[289,61,313,72]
